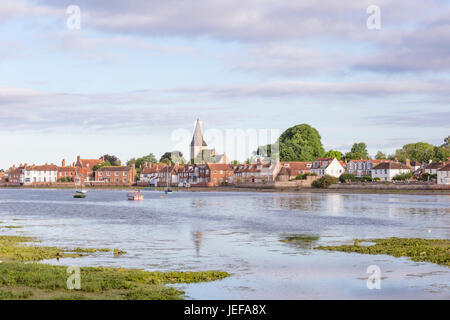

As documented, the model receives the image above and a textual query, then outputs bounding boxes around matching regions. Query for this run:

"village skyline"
[1,1,449,170]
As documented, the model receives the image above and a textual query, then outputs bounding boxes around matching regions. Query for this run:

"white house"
[424,161,445,175]
[371,162,412,181]
[437,164,450,185]
[311,158,345,178]
[23,164,58,184]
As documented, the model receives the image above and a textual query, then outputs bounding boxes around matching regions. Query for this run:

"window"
[214,178,217,182]
[123,172,127,176]
[214,170,217,174]
[115,172,119,176]
[220,170,223,174]
[115,178,119,182]
[123,178,127,182]
[99,172,103,176]
[107,171,111,176]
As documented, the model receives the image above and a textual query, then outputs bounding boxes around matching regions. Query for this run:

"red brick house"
[94,165,136,185]
[281,161,312,179]
[8,165,24,185]
[75,155,104,183]
[57,159,78,182]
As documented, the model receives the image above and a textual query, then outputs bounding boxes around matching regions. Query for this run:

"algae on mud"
[0,235,229,300]
[317,237,450,267]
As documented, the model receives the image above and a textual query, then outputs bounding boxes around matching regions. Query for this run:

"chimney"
[394,157,398,163]
[62,159,66,167]
[405,158,411,168]
[77,155,81,162]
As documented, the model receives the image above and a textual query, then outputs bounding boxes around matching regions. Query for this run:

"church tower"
[190,119,207,163]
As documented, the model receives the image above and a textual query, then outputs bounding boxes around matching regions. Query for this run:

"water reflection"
[0,189,449,299]
[192,230,203,257]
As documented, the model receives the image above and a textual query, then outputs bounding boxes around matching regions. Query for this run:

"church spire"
[190,119,207,147]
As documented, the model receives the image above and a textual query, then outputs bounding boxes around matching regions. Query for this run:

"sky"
[0,0,449,169]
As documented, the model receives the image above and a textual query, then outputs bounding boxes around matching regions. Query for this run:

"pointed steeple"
[190,119,207,147]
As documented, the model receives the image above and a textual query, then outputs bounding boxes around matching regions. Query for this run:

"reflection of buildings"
[271,193,314,212]
[325,194,344,216]
[192,231,203,257]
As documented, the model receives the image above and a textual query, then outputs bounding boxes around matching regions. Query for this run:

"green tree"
[324,150,342,160]
[160,151,186,164]
[345,143,369,160]
[375,151,386,160]
[102,155,121,166]
[394,142,435,162]
[312,175,338,188]
[442,136,450,150]
[161,158,172,165]
[433,146,450,162]
[127,153,157,170]
[278,124,325,161]
[231,160,239,165]
[339,173,355,183]
[93,161,111,171]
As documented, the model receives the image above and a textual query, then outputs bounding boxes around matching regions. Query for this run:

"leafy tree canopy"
[127,153,157,171]
[160,151,186,165]
[102,155,121,166]
[375,151,386,160]
[278,124,325,161]
[93,161,112,171]
[441,136,450,150]
[393,142,445,162]
[345,143,369,160]
[324,150,342,160]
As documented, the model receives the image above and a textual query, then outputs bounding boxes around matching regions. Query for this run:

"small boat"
[144,187,153,191]
[165,188,172,194]
[128,191,144,201]
[73,191,86,199]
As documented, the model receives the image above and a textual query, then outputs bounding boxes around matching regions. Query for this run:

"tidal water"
[0,189,449,299]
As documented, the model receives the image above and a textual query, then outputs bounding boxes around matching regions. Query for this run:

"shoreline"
[1,185,449,196]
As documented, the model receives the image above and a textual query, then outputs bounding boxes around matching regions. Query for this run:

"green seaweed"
[317,237,450,267]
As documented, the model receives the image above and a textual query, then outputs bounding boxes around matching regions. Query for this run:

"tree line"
[257,124,450,162]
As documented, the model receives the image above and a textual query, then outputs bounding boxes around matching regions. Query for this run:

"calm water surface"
[0,189,449,299]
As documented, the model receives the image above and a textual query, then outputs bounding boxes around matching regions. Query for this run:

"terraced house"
[346,159,391,177]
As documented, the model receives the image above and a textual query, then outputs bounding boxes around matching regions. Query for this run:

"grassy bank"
[0,234,229,300]
[317,237,450,267]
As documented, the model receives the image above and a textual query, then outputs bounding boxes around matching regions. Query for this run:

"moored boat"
[73,191,86,198]
[127,191,144,201]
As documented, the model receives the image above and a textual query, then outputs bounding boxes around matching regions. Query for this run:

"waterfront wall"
[329,183,450,190]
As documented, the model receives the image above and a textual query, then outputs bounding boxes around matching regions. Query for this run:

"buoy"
[160,196,164,198]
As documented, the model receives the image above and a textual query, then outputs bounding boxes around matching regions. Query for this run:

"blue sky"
[0,0,449,169]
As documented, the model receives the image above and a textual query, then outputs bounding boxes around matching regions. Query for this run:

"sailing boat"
[73,178,87,198]
[165,165,172,194]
